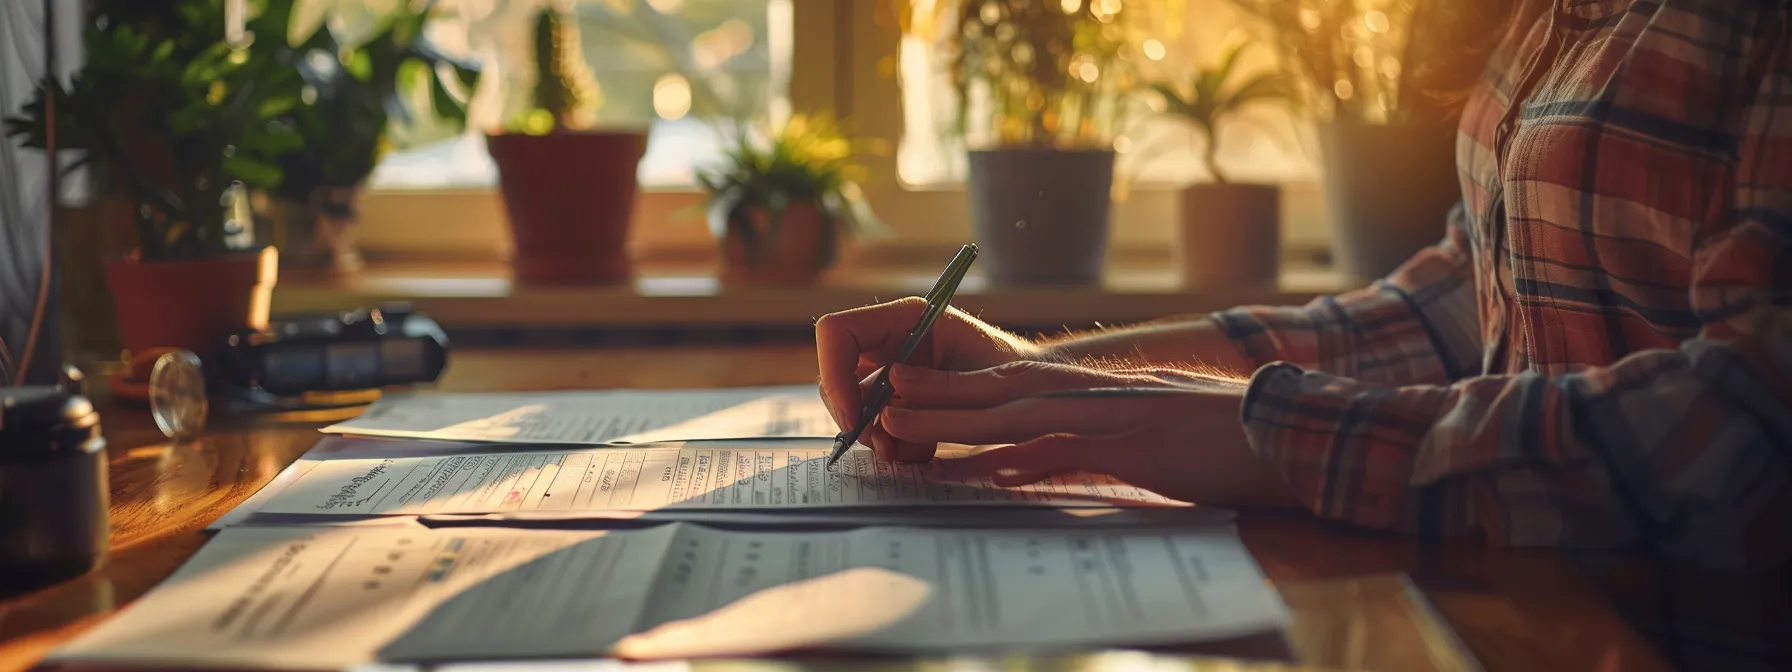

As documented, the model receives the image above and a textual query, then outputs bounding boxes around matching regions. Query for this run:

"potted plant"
[487,6,648,285]
[698,113,882,286]
[1152,41,1295,288]
[6,0,306,363]
[924,0,1148,286]
[263,1,481,274]
[1231,0,1461,282]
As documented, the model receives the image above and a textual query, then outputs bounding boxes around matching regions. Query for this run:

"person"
[816,0,1791,578]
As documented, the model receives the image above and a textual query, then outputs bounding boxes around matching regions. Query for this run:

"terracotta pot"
[719,202,833,286]
[967,148,1115,286]
[1319,119,1460,282]
[487,131,648,285]
[1179,183,1281,288]
[261,187,364,274]
[103,247,278,361]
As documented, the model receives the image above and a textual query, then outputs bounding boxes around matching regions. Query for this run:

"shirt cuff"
[1238,361,1449,532]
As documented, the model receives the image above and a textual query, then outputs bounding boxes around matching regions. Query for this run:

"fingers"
[880,397,1155,446]
[942,434,1090,487]
[860,423,938,464]
[815,297,927,429]
[888,360,1137,408]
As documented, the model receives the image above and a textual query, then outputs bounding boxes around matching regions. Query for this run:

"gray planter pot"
[1180,183,1280,288]
[967,148,1115,286]
[1319,120,1460,282]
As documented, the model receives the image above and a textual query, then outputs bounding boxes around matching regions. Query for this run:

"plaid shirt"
[1215,0,1791,573]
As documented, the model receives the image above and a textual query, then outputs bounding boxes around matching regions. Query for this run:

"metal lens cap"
[149,350,207,440]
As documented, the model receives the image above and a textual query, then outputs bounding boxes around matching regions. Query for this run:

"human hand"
[878,361,1294,507]
[815,297,1040,458]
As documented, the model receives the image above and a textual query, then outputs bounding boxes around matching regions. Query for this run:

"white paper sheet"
[50,524,1288,669]
[323,386,835,445]
[250,441,1183,518]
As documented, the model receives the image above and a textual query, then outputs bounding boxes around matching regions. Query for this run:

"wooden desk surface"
[0,347,1673,672]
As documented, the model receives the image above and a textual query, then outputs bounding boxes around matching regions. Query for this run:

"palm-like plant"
[697,113,882,269]
[1150,42,1294,184]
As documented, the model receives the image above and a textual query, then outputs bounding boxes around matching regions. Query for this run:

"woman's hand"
[815,297,1041,459]
[879,361,1296,507]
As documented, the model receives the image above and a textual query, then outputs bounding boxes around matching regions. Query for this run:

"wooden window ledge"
[272,260,1356,345]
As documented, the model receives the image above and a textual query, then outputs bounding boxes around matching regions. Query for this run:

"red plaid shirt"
[1217,0,1792,572]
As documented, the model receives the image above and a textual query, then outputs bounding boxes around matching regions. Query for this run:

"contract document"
[322,386,835,445]
[248,441,1184,519]
[49,524,1288,669]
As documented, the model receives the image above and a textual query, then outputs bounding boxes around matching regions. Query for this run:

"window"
[332,0,1327,262]
[894,0,1316,187]
[305,0,793,190]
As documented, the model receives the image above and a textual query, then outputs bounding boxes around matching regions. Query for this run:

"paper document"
[51,524,1288,669]
[248,441,1182,519]
[323,386,835,445]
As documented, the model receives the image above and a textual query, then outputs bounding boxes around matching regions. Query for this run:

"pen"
[824,243,978,470]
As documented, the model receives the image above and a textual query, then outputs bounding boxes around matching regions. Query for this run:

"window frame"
[353,0,1327,266]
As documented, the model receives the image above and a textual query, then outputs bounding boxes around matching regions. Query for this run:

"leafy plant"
[511,6,602,134]
[1228,0,1443,124]
[904,0,1155,149]
[1150,41,1294,184]
[272,0,481,201]
[4,0,307,260]
[697,113,883,269]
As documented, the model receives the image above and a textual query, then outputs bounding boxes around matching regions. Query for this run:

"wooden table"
[0,347,1673,672]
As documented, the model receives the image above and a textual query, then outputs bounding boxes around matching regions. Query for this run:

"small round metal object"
[148,349,208,440]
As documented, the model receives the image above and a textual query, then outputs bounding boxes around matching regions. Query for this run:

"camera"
[223,303,450,398]
[0,369,109,591]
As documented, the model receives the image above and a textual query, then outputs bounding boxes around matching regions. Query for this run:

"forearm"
[1029,317,1256,378]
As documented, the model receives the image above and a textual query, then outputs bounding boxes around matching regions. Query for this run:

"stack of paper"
[50,524,1287,669]
[53,385,1292,667]
[321,386,841,445]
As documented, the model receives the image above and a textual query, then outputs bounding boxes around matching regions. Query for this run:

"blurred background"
[3,0,1461,368]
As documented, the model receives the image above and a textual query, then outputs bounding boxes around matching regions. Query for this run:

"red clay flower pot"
[719,202,833,287]
[103,247,278,360]
[487,131,648,285]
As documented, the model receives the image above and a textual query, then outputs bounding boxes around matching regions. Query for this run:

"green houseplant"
[1151,40,1295,287]
[914,0,1149,286]
[1229,0,1462,281]
[5,0,307,362]
[698,113,882,286]
[486,6,649,285]
[263,0,481,273]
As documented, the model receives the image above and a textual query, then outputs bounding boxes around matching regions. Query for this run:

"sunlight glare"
[613,568,932,659]
[653,74,693,120]
[1142,38,1166,61]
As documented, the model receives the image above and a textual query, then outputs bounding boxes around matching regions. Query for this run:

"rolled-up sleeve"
[1234,43,1792,572]
[1212,204,1484,387]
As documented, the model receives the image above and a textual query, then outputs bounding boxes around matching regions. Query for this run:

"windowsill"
[272,256,1353,338]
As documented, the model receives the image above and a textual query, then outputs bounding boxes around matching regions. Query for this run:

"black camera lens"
[0,386,110,591]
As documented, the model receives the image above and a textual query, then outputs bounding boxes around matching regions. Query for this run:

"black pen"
[824,243,978,470]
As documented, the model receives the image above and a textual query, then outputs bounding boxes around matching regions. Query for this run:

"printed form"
[50,524,1288,669]
[322,386,836,445]
[253,441,1181,517]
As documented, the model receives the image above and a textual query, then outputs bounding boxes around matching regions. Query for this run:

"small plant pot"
[1319,119,1459,282]
[967,148,1115,286]
[719,201,834,287]
[103,247,279,361]
[487,130,648,285]
[261,186,364,274]
[1179,183,1281,288]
